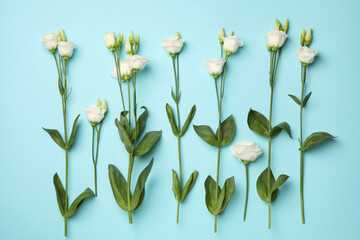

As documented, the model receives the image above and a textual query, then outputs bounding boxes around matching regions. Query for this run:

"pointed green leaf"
[120,111,131,136]
[115,118,133,154]
[193,125,219,147]
[302,92,312,107]
[172,170,181,201]
[67,114,80,149]
[180,170,198,202]
[256,168,275,202]
[300,132,335,151]
[270,122,292,138]
[219,176,236,215]
[213,183,226,215]
[179,105,196,136]
[108,164,129,211]
[132,189,145,211]
[64,188,95,217]
[288,94,301,105]
[247,109,269,137]
[171,88,177,103]
[165,104,179,136]
[130,158,154,211]
[216,115,236,146]
[43,127,66,149]
[271,174,289,193]
[134,131,162,157]
[53,173,66,216]
[58,77,64,95]
[204,176,220,215]
[131,107,148,140]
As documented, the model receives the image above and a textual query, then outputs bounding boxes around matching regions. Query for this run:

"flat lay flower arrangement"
[41,19,336,237]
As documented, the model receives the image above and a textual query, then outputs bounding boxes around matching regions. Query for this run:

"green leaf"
[131,107,148,140]
[172,170,180,201]
[115,119,133,154]
[300,132,335,151]
[270,122,292,138]
[288,94,301,106]
[218,176,236,215]
[193,125,219,147]
[204,176,220,215]
[53,173,66,216]
[130,158,154,211]
[179,105,196,136]
[133,131,162,157]
[302,92,312,107]
[67,114,80,149]
[43,127,66,149]
[247,109,269,137]
[271,174,289,193]
[256,168,275,202]
[65,188,95,217]
[108,164,129,211]
[120,111,131,137]
[180,170,198,202]
[165,104,179,136]
[171,88,177,103]
[58,78,64,95]
[216,115,236,146]
[132,189,145,211]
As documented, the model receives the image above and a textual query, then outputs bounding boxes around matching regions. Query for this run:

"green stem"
[113,52,126,113]
[91,126,97,196]
[269,202,271,229]
[243,162,249,221]
[127,80,131,127]
[127,154,134,224]
[300,64,306,224]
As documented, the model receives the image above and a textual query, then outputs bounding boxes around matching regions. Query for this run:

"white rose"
[223,36,243,54]
[266,30,287,49]
[125,38,137,55]
[111,60,133,80]
[41,33,57,51]
[57,41,76,58]
[126,55,148,71]
[85,105,105,124]
[103,32,116,49]
[161,36,185,55]
[296,46,318,64]
[230,141,262,162]
[203,59,226,77]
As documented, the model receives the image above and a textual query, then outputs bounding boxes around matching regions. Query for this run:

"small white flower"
[41,33,57,52]
[111,60,133,80]
[85,105,105,124]
[57,41,76,59]
[296,46,318,64]
[125,38,137,55]
[231,141,262,162]
[126,55,148,71]
[161,36,185,55]
[223,36,243,54]
[103,32,116,49]
[203,59,226,77]
[266,30,287,49]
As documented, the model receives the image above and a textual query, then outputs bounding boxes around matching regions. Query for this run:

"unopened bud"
[300,28,305,46]
[282,18,288,32]
[305,28,312,46]
[129,30,134,44]
[219,28,225,44]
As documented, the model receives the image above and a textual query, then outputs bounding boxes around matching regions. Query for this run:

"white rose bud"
[296,47,318,65]
[230,141,262,162]
[111,60,133,80]
[222,35,243,55]
[126,55,148,71]
[57,41,76,60]
[85,105,105,126]
[203,59,226,78]
[41,33,58,53]
[103,32,116,51]
[161,36,185,56]
[266,30,287,50]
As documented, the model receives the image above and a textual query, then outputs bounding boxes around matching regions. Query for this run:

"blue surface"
[0,0,359,239]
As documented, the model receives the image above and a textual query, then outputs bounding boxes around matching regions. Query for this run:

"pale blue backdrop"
[0,0,358,239]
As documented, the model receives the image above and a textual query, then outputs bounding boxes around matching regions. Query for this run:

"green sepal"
[115,118,133,154]
[300,132,335,151]
[165,104,179,136]
[247,109,269,137]
[179,105,196,137]
[193,125,219,147]
[43,127,66,149]
[67,114,80,149]
[130,158,154,211]
[216,114,236,146]
[302,92,312,107]
[131,107,148,140]
[270,122,292,138]
[172,170,180,201]
[288,94,301,106]
[64,188,95,217]
[133,131,162,157]
[108,164,129,211]
[180,170,198,202]
[53,173,66,216]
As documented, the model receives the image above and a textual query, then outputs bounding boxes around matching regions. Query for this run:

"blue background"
[0,0,358,239]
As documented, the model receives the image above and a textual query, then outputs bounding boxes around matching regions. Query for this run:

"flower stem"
[300,64,306,224]
[268,202,271,229]
[243,162,249,221]
[127,154,134,224]
[113,51,126,113]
